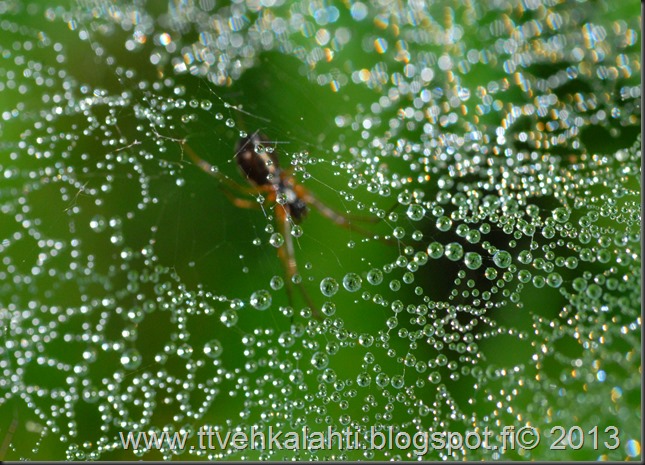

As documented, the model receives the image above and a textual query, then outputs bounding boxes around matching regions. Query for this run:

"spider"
[181,132,379,318]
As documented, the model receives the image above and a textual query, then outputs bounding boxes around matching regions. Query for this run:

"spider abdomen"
[235,133,280,187]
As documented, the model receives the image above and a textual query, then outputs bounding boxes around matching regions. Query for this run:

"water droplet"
[518,250,532,264]
[436,216,452,232]
[586,283,603,299]
[406,204,426,221]
[391,375,404,389]
[291,225,303,237]
[444,242,464,261]
[289,369,304,385]
[220,309,239,327]
[572,277,587,292]
[493,250,512,268]
[427,242,444,259]
[320,277,339,297]
[250,289,272,310]
[342,272,362,292]
[393,226,405,239]
[552,207,570,223]
[397,192,412,205]
[177,343,193,358]
[310,352,329,370]
[546,272,563,288]
[564,256,578,269]
[358,334,374,346]
[321,302,336,316]
[89,215,106,232]
[366,268,383,285]
[356,372,372,387]
[464,252,482,270]
[270,276,284,290]
[203,339,223,358]
[485,267,498,280]
[542,226,555,239]
[269,233,284,247]
[276,193,288,205]
[518,269,532,283]
[466,230,481,244]
[120,349,142,370]
[375,372,390,387]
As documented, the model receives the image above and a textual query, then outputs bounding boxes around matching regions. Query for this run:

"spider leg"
[298,187,392,225]
[0,408,18,460]
[220,190,262,210]
[181,140,258,196]
[275,206,320,319]
[299,189,398,245]
[183,140,275,210]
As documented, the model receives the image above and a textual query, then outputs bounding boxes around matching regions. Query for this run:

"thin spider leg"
[300,189,398,245]
[220,190,262,210]
[300,190,355,227]
[183,140,273,210]
[276,207,297,277]
[295,280,319,320]
[0,409,18,461]
[275,206,320,319]
[181,140,257,196]
[299,186,396,225]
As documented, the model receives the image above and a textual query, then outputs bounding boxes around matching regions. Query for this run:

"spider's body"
[235,133,279,186]
[236,133,308,223]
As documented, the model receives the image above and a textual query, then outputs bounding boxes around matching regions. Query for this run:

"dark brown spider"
[182,132,377,318]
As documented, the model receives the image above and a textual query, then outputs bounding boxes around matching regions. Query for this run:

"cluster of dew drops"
[0,0,641,461]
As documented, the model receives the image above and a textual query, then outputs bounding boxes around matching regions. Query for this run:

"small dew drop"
[493,250,512,268]
[89,215,106,233]
[269,233,284,247]
[250,289,272,310]
[120,349,142,370]
[310,352,329,370]
[342,272,363,292]
[546,272,563,288]
[203,339,223,358]
[320,277,339,297]
[291,225,303,237]
[220,309,239,327]
[321,302,336,316]
[270,276,284,290]
[464,252,482,270]
[356,372,372,387]
[366,268,383,285]
[444,242,464,261]
[406,204,426,221]
[436,216,452,232]
[427,242,444,259]
[552,207,570,223]
[393,226,406,239]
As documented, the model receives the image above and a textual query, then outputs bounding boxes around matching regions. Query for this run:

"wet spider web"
[0,0,641,460]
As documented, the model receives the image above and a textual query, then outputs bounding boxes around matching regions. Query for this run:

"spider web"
[0,0,641,461]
